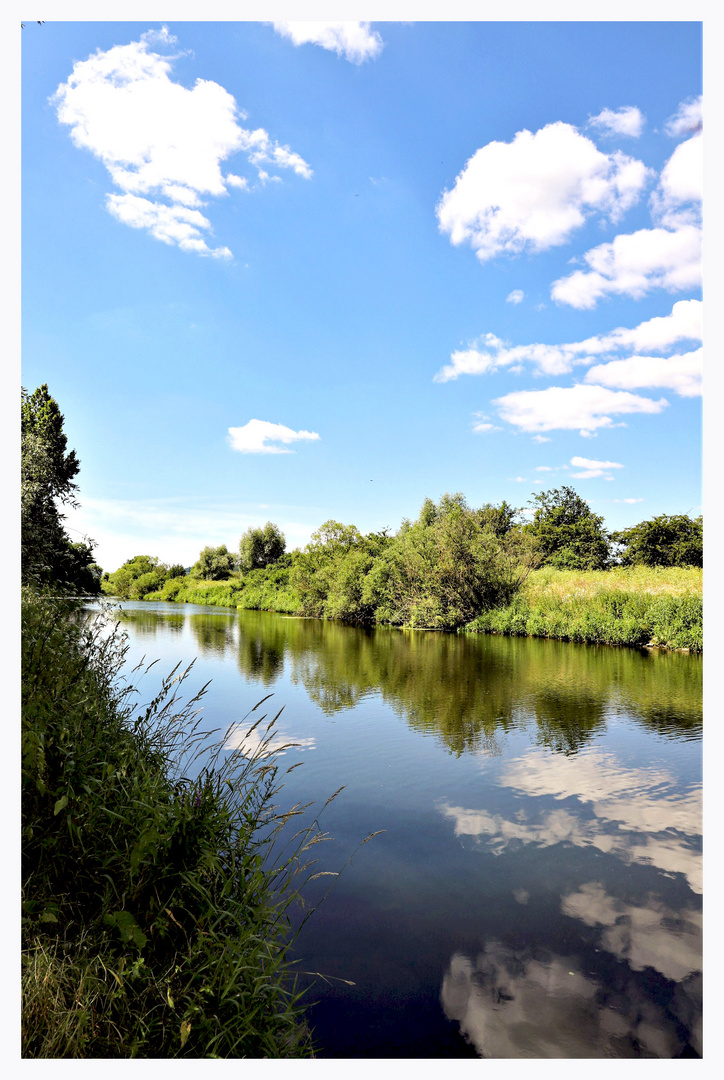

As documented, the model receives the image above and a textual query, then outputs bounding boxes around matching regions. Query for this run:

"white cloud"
[551,224,701,308]
[614,498,644,504]
[53,28,311,256]
[471,412,501,434]
[506,289,525,304]
[436,122,650,262]
[106,194,232,258]
[585,347,702,398]
[588,106,645,138]
[569,454,623,479]
[664,95,703,138]
[532,435,551,443]
[272,21,383,63]
[535,466,553,471]
[650,133,703,228]
[493,384,668,436]
[228,420,321,454]
[434,299,702,383]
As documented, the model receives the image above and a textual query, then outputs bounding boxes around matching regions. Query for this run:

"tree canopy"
[21,384,101,593]
[192,544,237,581]
[525,485,610,570]
[238,522,286,573]
[612,514,703,568]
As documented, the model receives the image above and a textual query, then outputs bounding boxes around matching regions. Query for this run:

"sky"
[20,14,704,573]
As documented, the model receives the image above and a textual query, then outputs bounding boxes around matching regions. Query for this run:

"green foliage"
[526,485,610,570]
[21,384,101,594]
[239,523,286,573]
[21,589,341,1057]
[467,578,702,651]
[192,545,237,581]
[367,494,534,629]
[103,556,167,600]
[612,514,703,568]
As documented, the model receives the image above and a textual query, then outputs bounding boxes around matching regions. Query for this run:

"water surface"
[100,601,702,1058]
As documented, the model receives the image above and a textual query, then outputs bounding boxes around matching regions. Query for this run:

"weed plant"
[21,587,348,1057]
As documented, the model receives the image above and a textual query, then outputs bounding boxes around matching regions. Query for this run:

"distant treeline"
[102,487,703,646]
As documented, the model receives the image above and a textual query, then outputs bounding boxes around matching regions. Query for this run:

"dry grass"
[522,565,702,602]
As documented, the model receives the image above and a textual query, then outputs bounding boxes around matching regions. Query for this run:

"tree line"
[103,488,702,630]
[21,384,702,625]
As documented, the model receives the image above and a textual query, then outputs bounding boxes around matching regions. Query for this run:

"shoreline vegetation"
[22,385,342,1058]
[103,493,703,653]
[116,563,702,653]
[22,588,340,1057]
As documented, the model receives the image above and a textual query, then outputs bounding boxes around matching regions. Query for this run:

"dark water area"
[95,600,703,1059]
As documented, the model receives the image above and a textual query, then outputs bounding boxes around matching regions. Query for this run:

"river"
[96,599,703,1059]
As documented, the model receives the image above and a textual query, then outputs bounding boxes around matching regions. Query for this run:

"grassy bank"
[145,561,301,614]
[466,566,703,651]
[21,588,332,1058]
[140,564,703,652]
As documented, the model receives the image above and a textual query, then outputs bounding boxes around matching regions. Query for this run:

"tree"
[238,522,286,573]
[367,494,533,629]
[612,514,702,568]
[21,384,101,592]
[526,486,610,570]
[192,544,237,581]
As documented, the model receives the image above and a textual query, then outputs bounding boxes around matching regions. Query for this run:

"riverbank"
[465,566,702,651]
[21,587,319,1058]
[134,565,703,652]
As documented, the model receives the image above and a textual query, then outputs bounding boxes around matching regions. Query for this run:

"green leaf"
[40,910,58,923]
[53,794,68,815]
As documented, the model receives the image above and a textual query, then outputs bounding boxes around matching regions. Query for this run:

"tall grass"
[467,567,702,651]
[21,588,347,1057]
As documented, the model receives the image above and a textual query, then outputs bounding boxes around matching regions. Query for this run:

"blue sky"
[21,18,703,572]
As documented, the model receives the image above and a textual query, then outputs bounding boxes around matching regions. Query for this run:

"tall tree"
[526,486,610,570]
[21,384,100,592]
[238,522,286,573]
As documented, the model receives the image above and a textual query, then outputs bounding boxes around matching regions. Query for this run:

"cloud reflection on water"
[440,746,701,892]
[441,941,700,1058]
[224,726,316,757]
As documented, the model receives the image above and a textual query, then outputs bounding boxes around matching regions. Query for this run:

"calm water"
[97,600,702,1059]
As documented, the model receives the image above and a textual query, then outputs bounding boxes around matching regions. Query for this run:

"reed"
[21,588,341,1057]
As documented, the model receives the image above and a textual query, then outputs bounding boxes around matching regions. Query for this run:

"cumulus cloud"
[228,420,321,454]
[436,122,650,262]
[551,224,701,308]
[434,299,702,382]
[271,21,383,63]
[492,384,668,436]
[569,454,623,479]
[588,106,645,138]
[614,497,644,504]
[665,95,703,138]
[506,289,525,304]
[585,347,702,398]
[650,133,703,228]
[53,28,311,256]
